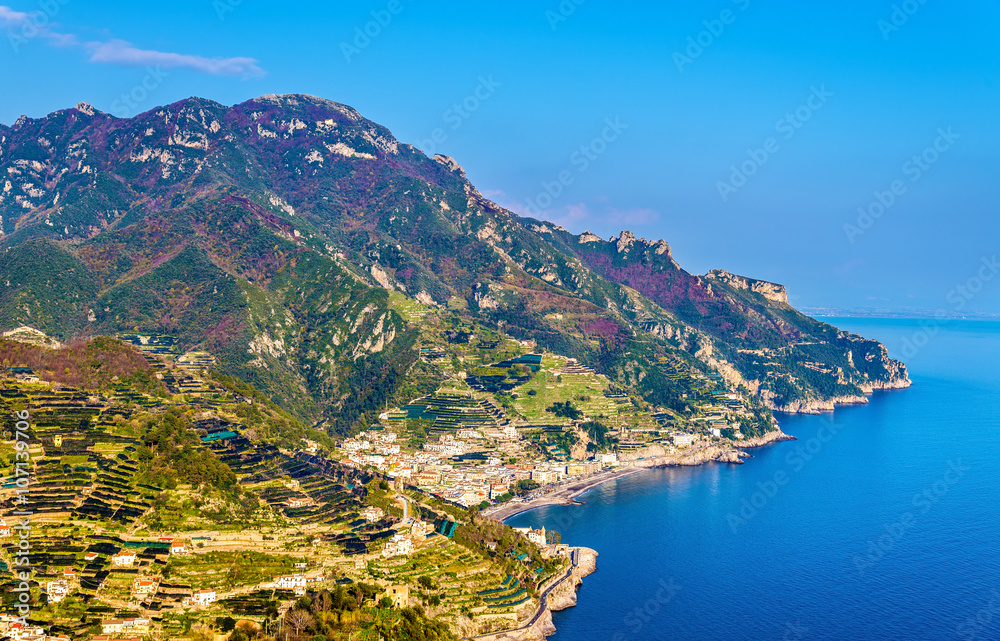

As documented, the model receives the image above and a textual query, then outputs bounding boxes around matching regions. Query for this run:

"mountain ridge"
[0,93,909,429]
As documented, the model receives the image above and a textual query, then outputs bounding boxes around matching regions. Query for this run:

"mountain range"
[0,94,910,432]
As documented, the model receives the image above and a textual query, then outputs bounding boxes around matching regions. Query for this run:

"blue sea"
[508,319,1000,641]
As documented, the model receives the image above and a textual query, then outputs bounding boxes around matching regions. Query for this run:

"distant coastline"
[803,308,1000,320]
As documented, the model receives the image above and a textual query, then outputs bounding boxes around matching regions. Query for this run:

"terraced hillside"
[0,337,576,640]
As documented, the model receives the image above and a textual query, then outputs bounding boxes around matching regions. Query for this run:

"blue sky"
[2,0,998,313]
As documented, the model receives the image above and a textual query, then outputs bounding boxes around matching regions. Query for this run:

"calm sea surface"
[508,319,1000,641]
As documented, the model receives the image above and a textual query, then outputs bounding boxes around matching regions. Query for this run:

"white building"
[673,433,696,447]
[133,579,158,595]
[46,580,69,603]
[276,574,306,590]
[362,506,385,522]
[382,533,414,558]
[193,589,216,606]
[111,551,137,567]
[513,526,547,547]
[101,618,149,634]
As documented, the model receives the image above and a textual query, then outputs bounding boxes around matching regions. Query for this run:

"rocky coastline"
[486,428,795,524]
[765,378,912,414]
[470,548,599,641]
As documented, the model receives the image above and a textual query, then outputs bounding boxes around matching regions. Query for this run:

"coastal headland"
[467,547,599,641]
[486,429,795,522]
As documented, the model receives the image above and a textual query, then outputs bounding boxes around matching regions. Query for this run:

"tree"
[546,530,562,545]
[285,609,314,637]
[311,590,331,614]
[515,479,540,495]
[215,616,237,632]
[188,624,214,641]
[546,401,582,420]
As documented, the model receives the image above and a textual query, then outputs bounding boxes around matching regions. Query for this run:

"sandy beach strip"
[485,467,647,522]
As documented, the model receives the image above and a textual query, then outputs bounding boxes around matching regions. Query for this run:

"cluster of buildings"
[512,526,547,547]
[0,616,65,641]
[99,618,150,636]
[379,517,436,558]
[45,580,70,604]
[272,572,326,595]
[338,428,620,507]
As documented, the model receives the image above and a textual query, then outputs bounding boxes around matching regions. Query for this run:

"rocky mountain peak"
[433,154,466,178]
[706,269,789,305]
[615,230,638,253]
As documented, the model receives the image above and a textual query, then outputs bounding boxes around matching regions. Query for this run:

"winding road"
[466,548,580,640]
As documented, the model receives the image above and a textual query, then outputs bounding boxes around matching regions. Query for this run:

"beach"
[485,467,646,521]
[485,429,795,522]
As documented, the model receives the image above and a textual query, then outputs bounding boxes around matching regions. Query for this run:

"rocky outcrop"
[473,548,598,640]
[548,547,598,612]
[864,378,912,391]
[738,430,797,448]
[0,325,63,348]
[433,153,467,177]
[763,393,869,414]
[616,432,792,467]
[706,269,789,305]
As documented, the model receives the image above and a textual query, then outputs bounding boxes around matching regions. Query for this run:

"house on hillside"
[46,580,69,603]
[276,574,306,590]
[111,551,137,567]
[513,526,547,547]
[383,585,409,608]
[362,506,384,522]
[101,618,149,635]
[382,533,414,558]
[133,579,158,596]
[193,589,216,606]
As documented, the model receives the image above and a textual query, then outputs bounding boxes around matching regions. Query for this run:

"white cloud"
[86,39,265,78]
[544,202,591,230]
[0,5,264,77]
[0,5,77,47]
[536,203,660,233]
[0,6,28,24]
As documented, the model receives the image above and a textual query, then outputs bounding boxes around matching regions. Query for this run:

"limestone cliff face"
[617,442,747,466]
[548,547,598,612]
[763,393,868,414]
[613,429,794,467]
[705,269,789,305]
[475,548,598,641]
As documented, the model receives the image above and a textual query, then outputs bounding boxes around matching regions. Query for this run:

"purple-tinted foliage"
[583,318,622,338]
